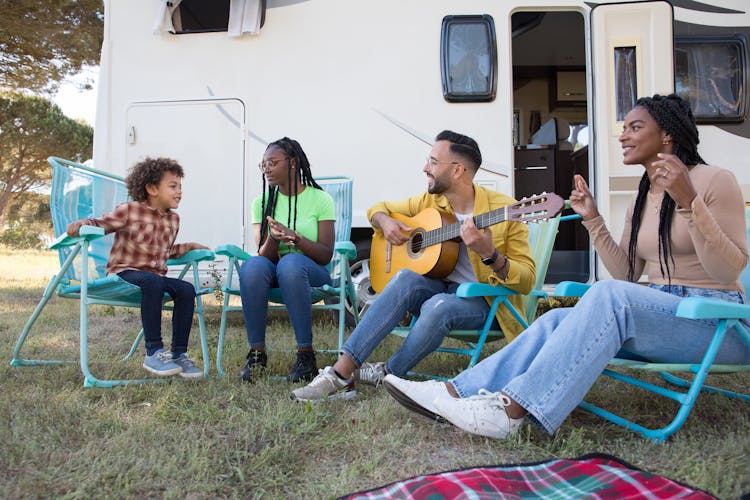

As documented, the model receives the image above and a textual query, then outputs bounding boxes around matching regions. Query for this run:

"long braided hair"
[627,94,706,282]
[259,137,323,245]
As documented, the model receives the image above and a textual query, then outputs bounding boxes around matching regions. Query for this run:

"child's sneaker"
[143,348,182,376]
[172,352,203,379]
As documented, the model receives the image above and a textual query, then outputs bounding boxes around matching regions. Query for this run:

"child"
[67,157,208,378]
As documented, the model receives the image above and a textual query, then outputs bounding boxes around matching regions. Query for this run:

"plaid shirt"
[85,201,190,276]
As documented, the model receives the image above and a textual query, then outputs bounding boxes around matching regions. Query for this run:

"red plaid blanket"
[341,453,714,499]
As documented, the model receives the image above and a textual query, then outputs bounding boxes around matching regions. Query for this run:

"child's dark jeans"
[118,270,196,356]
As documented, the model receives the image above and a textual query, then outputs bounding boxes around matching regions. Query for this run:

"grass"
[1,247,749,498]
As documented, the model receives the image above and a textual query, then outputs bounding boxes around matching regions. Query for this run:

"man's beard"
[427,175,448,194]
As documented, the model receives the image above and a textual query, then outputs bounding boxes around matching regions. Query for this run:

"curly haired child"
[67,157,208,377]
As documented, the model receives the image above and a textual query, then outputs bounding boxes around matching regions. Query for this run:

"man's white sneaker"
[433,389,523,439]
[291,366,356,402]
[383,374,450,421]
[353,361,387,386]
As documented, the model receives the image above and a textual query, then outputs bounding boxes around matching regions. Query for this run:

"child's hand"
[187,242,209,251]
[66,220,85,237]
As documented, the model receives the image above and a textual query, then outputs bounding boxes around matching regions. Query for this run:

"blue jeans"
[341,269,498,376]
[118,270,196,356]
[451,280,750,435]
[238,253,332,348]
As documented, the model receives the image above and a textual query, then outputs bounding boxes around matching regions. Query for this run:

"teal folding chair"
[215,176,359,377]
[553,207,750,442]
[10,157,214,388]
[390,213,562,379]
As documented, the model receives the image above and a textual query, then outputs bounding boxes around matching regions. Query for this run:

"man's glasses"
[425,156,460,170]
[258,157,290,171]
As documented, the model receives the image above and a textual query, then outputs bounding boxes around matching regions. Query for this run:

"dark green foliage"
[0,0,104,93]
[0,91,93,238]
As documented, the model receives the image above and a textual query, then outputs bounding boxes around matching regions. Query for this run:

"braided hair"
[627,94,706,282]
[259,137,323,245]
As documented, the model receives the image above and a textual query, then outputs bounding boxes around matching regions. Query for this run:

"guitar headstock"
[508,192,565,224]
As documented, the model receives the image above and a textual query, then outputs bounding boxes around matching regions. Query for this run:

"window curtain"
[614,47,637,121]
[153,0,184,35]
[228,0,263,37]
[690,45,741,117]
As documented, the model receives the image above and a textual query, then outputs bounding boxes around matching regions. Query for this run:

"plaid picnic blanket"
[341,453,715,499]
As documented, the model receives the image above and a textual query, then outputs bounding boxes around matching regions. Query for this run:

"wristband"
[481,249,499,266]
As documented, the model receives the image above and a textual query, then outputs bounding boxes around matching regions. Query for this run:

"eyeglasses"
[258,157,290,171]
[425,156,460,170]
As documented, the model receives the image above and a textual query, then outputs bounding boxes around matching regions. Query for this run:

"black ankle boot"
[287,350,317,383]
[239,349,267,382]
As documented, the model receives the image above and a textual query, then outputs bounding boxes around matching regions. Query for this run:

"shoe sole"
[383,379,445,423]
[177,370,204,379]
[143,364,182,377]
[291,389,357,403]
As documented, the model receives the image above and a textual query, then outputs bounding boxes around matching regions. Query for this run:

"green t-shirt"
[252,187,335,255]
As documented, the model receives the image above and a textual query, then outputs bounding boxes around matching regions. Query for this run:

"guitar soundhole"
[408,230,424,257]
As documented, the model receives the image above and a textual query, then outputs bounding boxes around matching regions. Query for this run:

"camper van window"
[614,47,637,121]
[441,15,497,102]
[675,36,747,123]
[172,0,230,34]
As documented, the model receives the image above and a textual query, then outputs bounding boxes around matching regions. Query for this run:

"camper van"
[95,0,750,320]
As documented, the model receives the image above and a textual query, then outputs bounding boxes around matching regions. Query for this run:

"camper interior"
[511,10,590,282]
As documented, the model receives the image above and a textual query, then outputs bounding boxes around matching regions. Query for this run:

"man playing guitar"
[292,130,536,402]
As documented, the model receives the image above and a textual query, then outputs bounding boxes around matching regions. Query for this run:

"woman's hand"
[267,217,299,245]
[650,153,697,209]
[569,174,600,221]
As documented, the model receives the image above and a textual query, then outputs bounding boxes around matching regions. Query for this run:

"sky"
[52,67,99,126]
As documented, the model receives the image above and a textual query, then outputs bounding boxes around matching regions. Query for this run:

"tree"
[0,91,93,231]
[0,0,104,93]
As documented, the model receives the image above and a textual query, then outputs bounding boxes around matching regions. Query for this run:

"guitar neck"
[424,208,507,246]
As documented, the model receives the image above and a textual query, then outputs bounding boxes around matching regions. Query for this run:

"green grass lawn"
[1,247,749,498]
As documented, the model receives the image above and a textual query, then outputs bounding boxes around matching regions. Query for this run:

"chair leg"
[216,290,233,378]
[194,293,211,379]
[123,329,145,361]
[579,320,742,442]
[660,372,750,403]
[11,274,73,367]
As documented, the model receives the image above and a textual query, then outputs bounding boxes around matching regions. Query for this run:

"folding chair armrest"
[554,281,591,297]
[167,249,215,266]
[50,225,105,249]
[456,282,518,298]
[334,241,356,260]
[676,296,750,320]
[215,244,251,261]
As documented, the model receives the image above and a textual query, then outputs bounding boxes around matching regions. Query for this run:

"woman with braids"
[238,138,335,383]
[383,93,750,439]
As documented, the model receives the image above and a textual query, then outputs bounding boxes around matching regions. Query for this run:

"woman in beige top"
[382,94,750,440]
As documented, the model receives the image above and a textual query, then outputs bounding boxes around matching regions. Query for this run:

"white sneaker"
[382,374,450,421]
[353,361,387,386]
[291,366,356,402]
[433,389,524,439]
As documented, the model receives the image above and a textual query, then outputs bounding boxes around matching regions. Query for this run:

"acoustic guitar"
[369,192,565,292]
